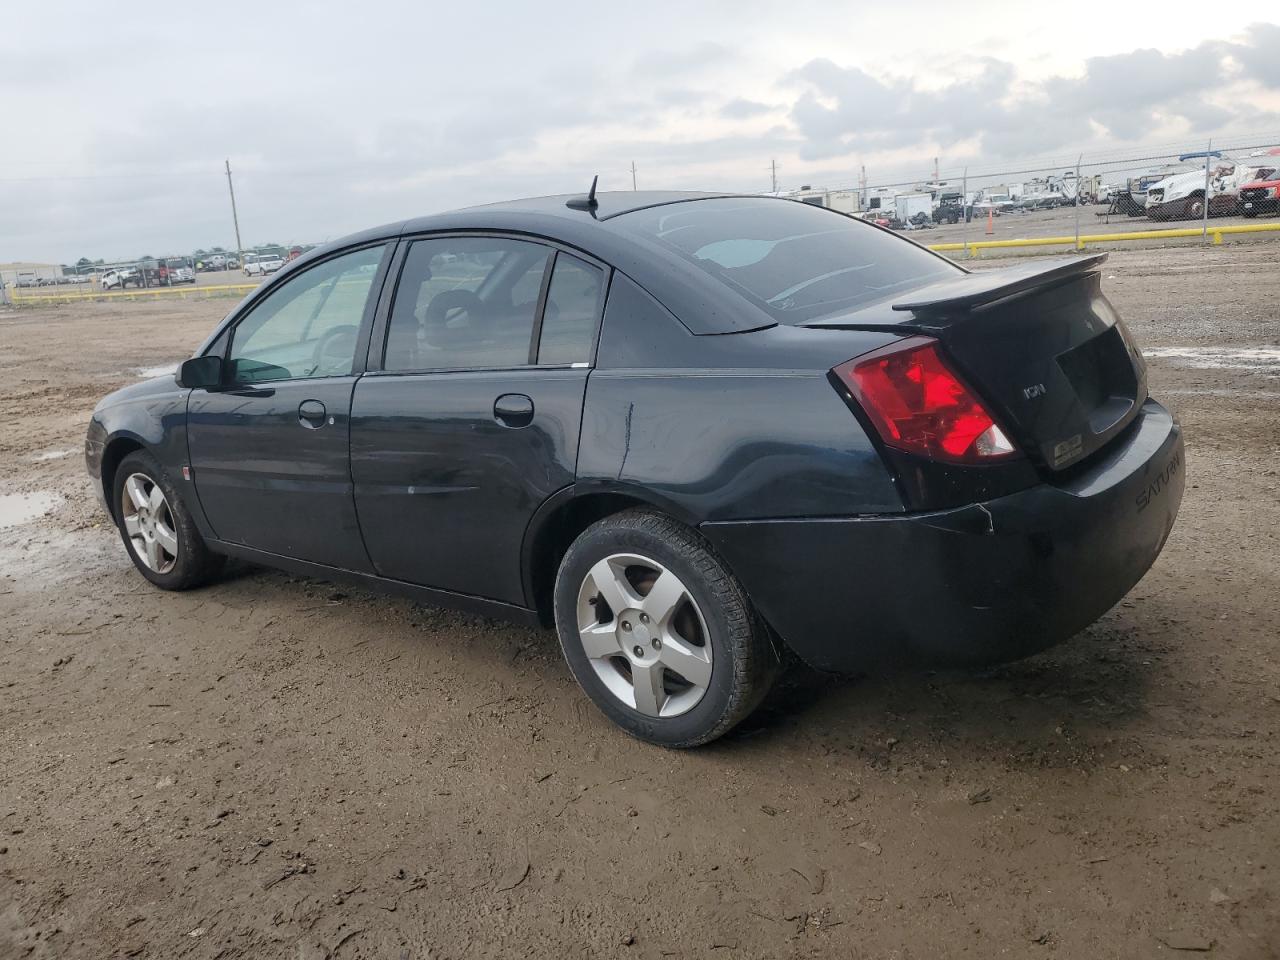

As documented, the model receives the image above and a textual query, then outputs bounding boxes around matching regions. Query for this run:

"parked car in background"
[1239,169,1280,217]
[972,194,1014,216]
[243,253,285,277]
[100,268,139,290]
[85,191,1184,747]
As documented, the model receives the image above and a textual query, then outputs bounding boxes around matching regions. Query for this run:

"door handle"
[298,399,328,429]
[494,393,534,428]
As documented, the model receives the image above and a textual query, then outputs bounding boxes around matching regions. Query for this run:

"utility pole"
[933,156,939,183]
[225,159,243,267]
[631,161,638,191]
[770,158,778,193]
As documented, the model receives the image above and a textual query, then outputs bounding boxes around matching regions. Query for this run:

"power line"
[844,141,1280,195]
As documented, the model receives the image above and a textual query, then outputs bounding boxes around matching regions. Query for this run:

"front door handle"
[298,399,328,429]
[494,393,534,428]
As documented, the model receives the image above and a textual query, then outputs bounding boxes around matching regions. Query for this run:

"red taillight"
[833,337,1018,464]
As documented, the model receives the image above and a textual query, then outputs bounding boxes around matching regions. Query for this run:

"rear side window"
[613,197,958,324]
[537,253,604,365]
[384,237,552,371]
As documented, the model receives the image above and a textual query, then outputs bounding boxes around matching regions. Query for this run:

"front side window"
[538,253,604,365]
[228,244,384,383]
[613,197,958,324]
[383,237,552,372]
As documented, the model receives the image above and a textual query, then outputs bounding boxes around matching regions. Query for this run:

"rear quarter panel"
[578,274,903,521]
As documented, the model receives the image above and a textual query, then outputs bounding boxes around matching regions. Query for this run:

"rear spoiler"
[890,254,1108,316]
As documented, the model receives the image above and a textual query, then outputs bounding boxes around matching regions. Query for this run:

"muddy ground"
[1,242,1278,959]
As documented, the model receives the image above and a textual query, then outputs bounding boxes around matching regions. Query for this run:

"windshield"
[614,197,957,324]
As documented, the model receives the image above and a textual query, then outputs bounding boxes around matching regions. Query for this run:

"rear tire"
[112,450,224,590]
[553,509,781,748]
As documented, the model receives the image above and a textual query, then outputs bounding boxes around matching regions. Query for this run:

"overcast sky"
[3,1,1278,263]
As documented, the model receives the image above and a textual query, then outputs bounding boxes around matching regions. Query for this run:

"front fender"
[88,379,209,534]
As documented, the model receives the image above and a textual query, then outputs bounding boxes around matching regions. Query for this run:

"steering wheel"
[423,289,488,347]
[309,324,359,375]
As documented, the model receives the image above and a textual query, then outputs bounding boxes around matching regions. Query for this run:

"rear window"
[614,197,958,324]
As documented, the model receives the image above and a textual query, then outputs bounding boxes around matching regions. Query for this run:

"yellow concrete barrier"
[928,221,1280,256]
[10,282,260,304]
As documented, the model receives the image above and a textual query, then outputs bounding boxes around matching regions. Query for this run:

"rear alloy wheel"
[111,450,224,590]
[554,509,780,747]
[575,552,713,718]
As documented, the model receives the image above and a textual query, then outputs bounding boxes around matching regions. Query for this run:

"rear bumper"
[701,399,1184,673]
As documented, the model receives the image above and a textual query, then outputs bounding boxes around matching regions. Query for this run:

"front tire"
[553,509,780,748]
[112,450,224,590]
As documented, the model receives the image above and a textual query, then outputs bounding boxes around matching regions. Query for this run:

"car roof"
[282,191,838,334]
[432,190,735,223]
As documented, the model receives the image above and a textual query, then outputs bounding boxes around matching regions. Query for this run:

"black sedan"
[86,191,1184,747]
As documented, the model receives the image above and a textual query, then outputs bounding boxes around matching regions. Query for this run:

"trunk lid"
[803,254,1147,472]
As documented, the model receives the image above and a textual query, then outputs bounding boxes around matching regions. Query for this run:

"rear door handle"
[298,399,328,429]
[494,393,534,428]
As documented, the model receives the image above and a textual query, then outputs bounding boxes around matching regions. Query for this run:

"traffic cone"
[985,206,994,235]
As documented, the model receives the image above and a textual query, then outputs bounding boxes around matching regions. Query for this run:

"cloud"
[721,97,774,120]
[6,4,1280,263]
[785,34,1279,161]
[630,42,737,79]
[1231,22,1280,87]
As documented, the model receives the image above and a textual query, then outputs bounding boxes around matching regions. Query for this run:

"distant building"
[0,262,64,286]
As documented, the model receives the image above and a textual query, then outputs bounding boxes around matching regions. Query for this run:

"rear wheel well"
[100,438,144,516]
[527,493,654,626]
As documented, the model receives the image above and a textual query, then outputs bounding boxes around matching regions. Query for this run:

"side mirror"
[176,355,224,389]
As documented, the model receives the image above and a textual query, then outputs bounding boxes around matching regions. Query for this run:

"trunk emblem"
[1051,434,1084,467]
[1022,383,1047,400]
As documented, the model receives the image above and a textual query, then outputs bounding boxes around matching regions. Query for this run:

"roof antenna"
[566,175,599,211]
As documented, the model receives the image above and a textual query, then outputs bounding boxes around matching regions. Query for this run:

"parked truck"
[1145,157,1266,220]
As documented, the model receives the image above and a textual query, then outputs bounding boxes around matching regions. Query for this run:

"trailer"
[785,186,861,213]
[894,193,933,228]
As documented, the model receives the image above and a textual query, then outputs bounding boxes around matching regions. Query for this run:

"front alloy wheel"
[111,450,224,590]
[120,472,179,573]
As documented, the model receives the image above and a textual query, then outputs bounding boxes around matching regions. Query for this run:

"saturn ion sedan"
[86,192,1184,747]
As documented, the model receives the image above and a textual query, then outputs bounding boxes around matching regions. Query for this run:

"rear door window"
[383,237,552,371]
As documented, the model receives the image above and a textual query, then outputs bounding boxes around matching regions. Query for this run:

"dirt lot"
[1,241,1278,959]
